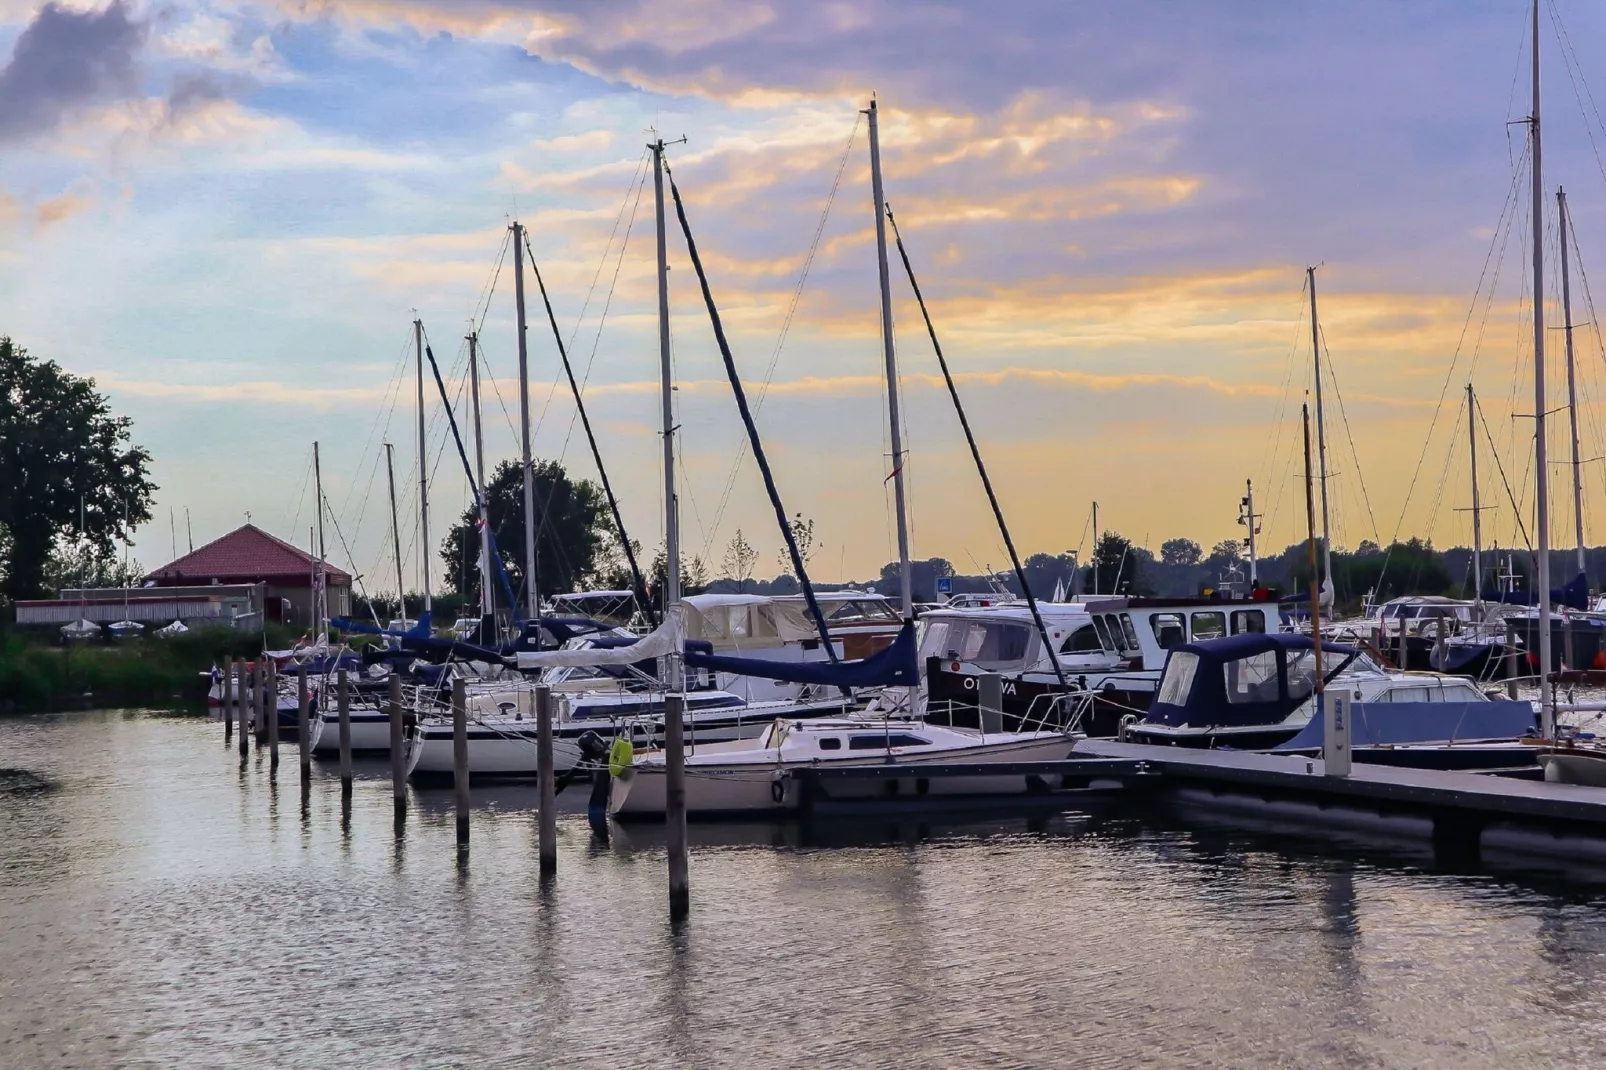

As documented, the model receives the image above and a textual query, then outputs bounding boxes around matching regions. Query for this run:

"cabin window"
[849,733,930,750]
[1231,610,1266,635]
[918,620,954,660]
[1385,686,1430,703]
[729,607,753,639]
[829,600,900,623]
[1284,649,1319,701]
[1119,614,1141,651]
[1191,611,1227,641]
[1060,625,1103,654]
[1090,615,1115,652]
[818,737,843,750]
[1151,613,1187,651]
[1157,651,1200,705]
[1224,651,1281,704]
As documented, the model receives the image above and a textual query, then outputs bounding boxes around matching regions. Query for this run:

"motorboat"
[608,715,1078,820]
[1123,632,1538,769]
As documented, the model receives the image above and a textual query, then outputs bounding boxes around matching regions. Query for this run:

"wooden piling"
[297,663,311,783]
[267,660,280,773]
[337,668,352,797]
[389,674,405,820]
[1506,620,1521,701]
[223,660,234,745]
[453,677,469,849]
[236,662,250,758]
[253,661,267,745]
[665,692,688,920]
[536,683,556,877]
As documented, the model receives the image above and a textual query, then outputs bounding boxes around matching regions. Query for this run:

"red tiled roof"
[150,524,352,584]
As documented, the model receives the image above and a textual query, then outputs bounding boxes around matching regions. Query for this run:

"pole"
[1244,480,1259,586]
[1308,266,1334,590]
[866,99,913,621]
[1303,404,1325,688]
[1560,188,1586,576]
[1469,384,1484,603]
[415,320,433,616]
[389,673,405,821]
[1530,0,1554,737]
[235,661,249,758]
[337,667,352,797]
[266,660,279,773]
[652,141,682,682]
[513,222,539,622]
[453,677,469,849]
[384,442,405,626]
[297,663,311,783]
[1091,501,1099,595]
[313,441,327,636]
[223,660,234,745]
[468,331,494,631]
[665,691,688,919]
[536,683,556,878]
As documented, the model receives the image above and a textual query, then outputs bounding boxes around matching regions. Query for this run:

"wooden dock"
[790,758,1152,819]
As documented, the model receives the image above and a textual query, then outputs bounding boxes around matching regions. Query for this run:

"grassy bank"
[0,626,305,712]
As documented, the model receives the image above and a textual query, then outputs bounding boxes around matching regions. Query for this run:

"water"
[3,711,1606,1069]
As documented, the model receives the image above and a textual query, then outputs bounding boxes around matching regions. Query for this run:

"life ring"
[770,778,785,805]
[608,737,634,777]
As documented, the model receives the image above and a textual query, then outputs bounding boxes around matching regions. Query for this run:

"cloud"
[34,189,90,226]
[0,1,149,144]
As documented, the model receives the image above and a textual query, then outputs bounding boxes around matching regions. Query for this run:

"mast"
[468,331,493,626]
[414,319,432,615]
[1241,479,1259,586]
[1091,500,1099,595]
[1308,266,1333,590]
[653,139,681,689]
[866,98,913,619]
[1560,187,1586,575]
[1303,404,1324,688]
[1468,384,1484,603]
[313,440,327,632]
[385,442,404,622]
[512,222,539,623]
[1530,0,1554,737]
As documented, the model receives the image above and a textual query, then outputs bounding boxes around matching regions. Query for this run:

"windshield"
[827,599,900,623]
[1157,651,1200,705]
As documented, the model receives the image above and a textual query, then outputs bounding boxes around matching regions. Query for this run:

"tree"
[1088,531,1143,594]
[0,339,156,599]
[722,529,759,592]
[650,546,709,606]
[774,512,816,579]
[1160,537,1202,567]
[441,458,611,607]
[878,556,956,602]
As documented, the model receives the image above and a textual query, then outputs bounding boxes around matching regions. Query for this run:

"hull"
[610,733,1077,820]
[924,660,1151,738]
[1540,751,1606,786]
[313,710,397,754]
[410,722,584,782]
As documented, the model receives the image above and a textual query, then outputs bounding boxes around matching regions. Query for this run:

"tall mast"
[512,222,539,622]
[468,331,493,625]
[866,98,913,619]
[1530,0,1554,736]
[1091,500,1099,595]
[1241,479,1259,586]
[653,139,681,689]
[385,442,404,621]
[1302,404,1324,688]
[414,318,432,614]
[313,440,327,632]
[1560,187,1586,575]
[1307,266,1333,589]
[1468,384,1485,603]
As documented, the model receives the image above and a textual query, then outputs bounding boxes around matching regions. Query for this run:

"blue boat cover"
[1143,633,1359,730]
[683,620,918,688]
[1274,700,1538,749]
[1482,570,1589,610]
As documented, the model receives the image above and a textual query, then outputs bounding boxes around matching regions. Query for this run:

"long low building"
[15,583,266,630]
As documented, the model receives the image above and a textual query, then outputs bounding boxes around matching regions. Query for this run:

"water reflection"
[3,710,1606,1068]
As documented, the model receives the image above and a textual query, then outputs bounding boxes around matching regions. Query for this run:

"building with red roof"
[149,523,351,625]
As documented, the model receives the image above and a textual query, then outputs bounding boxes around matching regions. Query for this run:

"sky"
[7,0,1606,596]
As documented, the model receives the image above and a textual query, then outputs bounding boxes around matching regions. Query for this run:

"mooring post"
[453,677,469,850]
[297,663,311,783]
[253,660,268,745]
[665,691,688,920]
[222,660,234,745]
[536,682,556,878]
[1506,620,1521,701]
[236,662,250,758]
[1323,689,1351,777]
[978,672,1004,735]
[389,673,405,821]
[267,660,280,774]
[1397,620,1409,672]
[337,668,352,798]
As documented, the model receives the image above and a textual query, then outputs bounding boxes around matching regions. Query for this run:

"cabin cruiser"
[1123,632,1538,768]
[923,596,1282,736]
[1323,596,1516,678]
[775,590,904,659]
[608,715,1077,820]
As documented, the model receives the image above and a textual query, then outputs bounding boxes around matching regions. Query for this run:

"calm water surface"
[3,709,1606,1068]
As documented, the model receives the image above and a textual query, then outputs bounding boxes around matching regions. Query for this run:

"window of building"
[1191,611,1227,641]
[1224,650,1281,703]
[1151,613,1187,650]
[1231,610,1267,635]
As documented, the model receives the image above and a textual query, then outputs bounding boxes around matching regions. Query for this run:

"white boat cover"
[156,620,189,637]
[515,606,683,669]
[60,619,98,638]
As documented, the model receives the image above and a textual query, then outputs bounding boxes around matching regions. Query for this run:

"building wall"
[269,583,352,628]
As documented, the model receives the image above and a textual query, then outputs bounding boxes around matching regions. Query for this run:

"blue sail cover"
[683,620,918,688]
[1274,700,1538,750]
[1482,570,1588,610]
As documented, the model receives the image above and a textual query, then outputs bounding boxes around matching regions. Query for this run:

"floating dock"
[790,757,1152,819]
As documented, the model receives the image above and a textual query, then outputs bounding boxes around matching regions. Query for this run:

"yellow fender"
[608,737,634,777]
